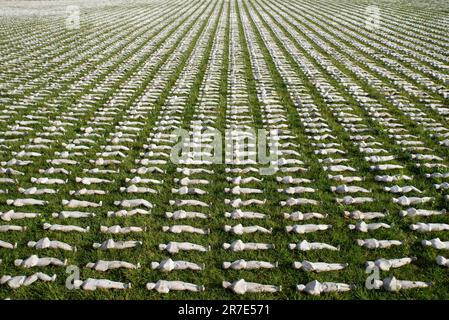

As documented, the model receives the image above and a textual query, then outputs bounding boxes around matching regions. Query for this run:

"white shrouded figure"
[222,259,277,270]
[436,256,449,267]
[384,185,422,194]
[344,211,386,220]
[289,240,339,251]
[293,261,348,272]
[392,196,433,206]
[14,255,67,268]
[169,199,209,207]
[159,242,210,254]
[165,210,209,219]
[151,258,204,272]
[286,224,332,234]
[0,210,40,221]
[6,198,47,206]
[278,187,316,194]
[62,199,102,208]
[93,239,142,250]
[296,280,353,295]
[86,260,140,271]
[410,223,449,232]
[375,175,412,183]
[283,212,327,221]
[100,225,145,234]
[225,198,266,208]
[0,240,17,249]
[175,177,209,186]
[348,221,391,232]
[107,208,150,217]
[28,237,75,251]
[43,223,89,233]
[225,209,267,219]
[421,238,449,249]
[162,225,209,235]
[280,198,319,206]
[52,211,95,219]
[375,277,432,292]
[75,177,113,185]
[171,187,207,195]
[336,196,373,204]
[114,199,153,208]
[400,208,446,217]
[74,278,131,291]
[70,188,106,196]
[223,240,275,252]
[330,185,371,193]
[276,176,312,184]
[365,257,416,271]
[222,279,281,295]
[146,280,204,293]
[356,239,402,249]
[224,224,272,235]
[0,273,56,289]
[0,225,26,232]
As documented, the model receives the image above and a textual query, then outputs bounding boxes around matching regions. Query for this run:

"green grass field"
[0,0,448,299]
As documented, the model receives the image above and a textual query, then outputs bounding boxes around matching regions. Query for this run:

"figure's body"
[74,278,131,291]
[222,259,277,270]
[222,279,281,294]
[296,280,353,295]
[293,261,348,272]
[14,255,67,268]
[159,242,210,254]
[85,260,140,271]
[146,280,204,293]
[151,259,204,272]
[223,240,275,252]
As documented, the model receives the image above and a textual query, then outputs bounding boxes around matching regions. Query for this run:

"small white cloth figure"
[224,224,272,235]
[74,278,131,290]
[85,260,140,271]
[283,212,327,221]
[400,208,446,217]
[349,221,391,232]
[222,279,281,294]
[296,280,353,295]
[162,225,209,235]
[436,256,449,267]
[0,210,40,221]
[151,258,204,272]
[159,242,210,254]
[14,255,67,268]
[100,225,145,234]
[365,257,416,271]
[410,223,449,232]
[0,273,56,289]
[293,261,348,272]
[93,239,142,250]
[286,224,332,234]
[344,211,386,220]
[222,259,277,270]
[289,240,339,251]
[225,209,267,219]
[0,240,17,249]
[43,223,89,233]
[356,239,402,249]
[165,210,209,219]
[422,238,449,249]
[146,280,204,293]
[375,277,432,292]
[28,237,75,251]
[223,240,275,252]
